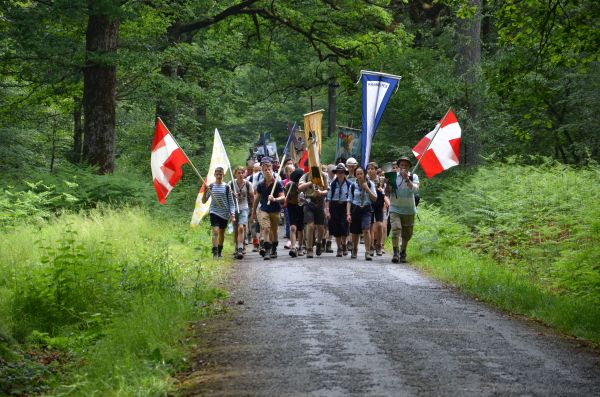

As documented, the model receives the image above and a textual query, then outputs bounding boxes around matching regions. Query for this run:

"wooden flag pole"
[411,108,453,174]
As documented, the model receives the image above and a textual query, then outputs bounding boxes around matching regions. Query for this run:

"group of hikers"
[202,154,419,264]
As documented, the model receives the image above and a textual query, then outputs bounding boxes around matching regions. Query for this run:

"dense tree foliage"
[1,0,598,178]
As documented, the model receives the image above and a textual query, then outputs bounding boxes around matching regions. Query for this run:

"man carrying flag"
[387,156,419,264]
[202,167,236,259]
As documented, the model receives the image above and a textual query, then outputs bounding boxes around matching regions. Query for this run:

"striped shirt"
[348,180,376,207]
[389,173,419,215]
[209,182,236,220]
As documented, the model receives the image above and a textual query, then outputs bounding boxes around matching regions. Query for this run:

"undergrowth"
[405,161,600,343]
[0,207,227,396]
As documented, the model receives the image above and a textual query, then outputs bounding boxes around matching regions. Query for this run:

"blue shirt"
[348,180,376,207]
[327,177,352,202]
[257,180,284,213]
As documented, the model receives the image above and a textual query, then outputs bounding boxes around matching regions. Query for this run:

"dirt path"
[177,243,600,396]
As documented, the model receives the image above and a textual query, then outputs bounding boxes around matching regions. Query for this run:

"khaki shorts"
[390,212,415,241]
[258,210,279,240]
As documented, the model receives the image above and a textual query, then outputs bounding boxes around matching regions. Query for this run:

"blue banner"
[360,71,401,167]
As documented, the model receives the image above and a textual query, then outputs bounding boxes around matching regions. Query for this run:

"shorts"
[210,213,228,229]
[390,212,415,241]
[235,209,249,226]
[287,203,304,231]
[371,203,384,223]
[303,200,325,225]
[350,205,372,234]
[257,210,279,241]
[328,201,349,237]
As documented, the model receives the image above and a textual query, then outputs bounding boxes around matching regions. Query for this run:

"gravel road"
[177,244,600,396]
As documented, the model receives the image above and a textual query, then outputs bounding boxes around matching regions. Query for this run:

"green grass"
[0,206,229,396]
[396,162,600,344]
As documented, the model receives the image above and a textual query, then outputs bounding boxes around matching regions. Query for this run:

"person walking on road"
[388,156,419,263]
[325,163,352,257]
[251,158,285,260]
[347,166,377,261]
[230,166,253,259]
[202,167,236,259]
[298,168,330,258]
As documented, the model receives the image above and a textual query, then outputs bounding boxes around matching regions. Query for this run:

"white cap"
[346,157,358,166]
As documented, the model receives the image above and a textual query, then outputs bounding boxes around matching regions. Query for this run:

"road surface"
[177,243,600,396]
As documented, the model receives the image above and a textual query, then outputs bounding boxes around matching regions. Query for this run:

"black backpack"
[409,174,420,206]
[329,178,352,201]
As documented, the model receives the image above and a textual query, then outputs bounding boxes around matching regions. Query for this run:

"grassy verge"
[401,161,600,343]
[0,207,229,396]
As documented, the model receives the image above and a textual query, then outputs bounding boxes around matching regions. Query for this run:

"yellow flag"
[304,109,325,187]
[190,129,231,227]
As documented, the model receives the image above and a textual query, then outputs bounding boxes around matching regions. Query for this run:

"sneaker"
[236,248,244,260]
[342,244,348,256]
[306,248,314,258]
[351,250,357,259]
[271,247,278,259]
[289,248,298,257]
[400,251,407,263]
[365,252,373,261]
[392,254,400,263]
[336,247,342,257]
[264,251,271,260]
[326,240,333,253]
[376,245,383,256]
[316,243,322,256]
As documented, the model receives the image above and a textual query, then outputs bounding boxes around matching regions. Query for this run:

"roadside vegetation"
[404,160,600,343]
[0,172,228,396]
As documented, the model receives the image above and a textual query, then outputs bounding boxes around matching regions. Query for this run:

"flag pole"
[411,108,453,174]
[157,117,223,208]
[219,130,240,213]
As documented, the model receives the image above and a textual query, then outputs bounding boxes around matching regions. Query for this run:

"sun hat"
[396,156,412,166]
[345,157,358,166]
[335,163,349,174]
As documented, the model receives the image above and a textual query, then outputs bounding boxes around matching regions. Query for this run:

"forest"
[1,0,599,395]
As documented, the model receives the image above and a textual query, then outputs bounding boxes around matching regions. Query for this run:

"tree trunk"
[327,78,338,138]
[82,9,119,174]
[72,97,83,163]
[456,0,482,165]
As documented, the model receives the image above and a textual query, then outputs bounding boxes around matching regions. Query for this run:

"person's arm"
[364,181,378,202]
[346,195,352,223]
[409,173,419,193]
[298,175,311,192]
[251,187,260,221]
[201,184,210,204]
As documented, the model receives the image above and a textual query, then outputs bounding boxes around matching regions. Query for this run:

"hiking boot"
[400,251,407,263]
[259,244,266,257]
[315,243,322,256]
[263,242,271,260]
[236,247,244,260]
[217,245,224,258]
[326,240,333,253]
[342,244,348,256]
[336,247,342,257]
[212,246,218,259]
[298,247,305,256]
[346,241,353,252]
[271,242,278,259]
[365,251,373,261]
[392,254,400,263]
[289,248,298,257]
[306,248,314,258]
[351,249,357,259]
[376,244,383,256]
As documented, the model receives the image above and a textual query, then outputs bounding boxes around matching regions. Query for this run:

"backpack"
[409,174,420,207]
[330,178,351,201]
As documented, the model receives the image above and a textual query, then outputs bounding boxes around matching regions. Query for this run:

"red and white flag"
[412,109,461,178]
[151,118,188,204]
